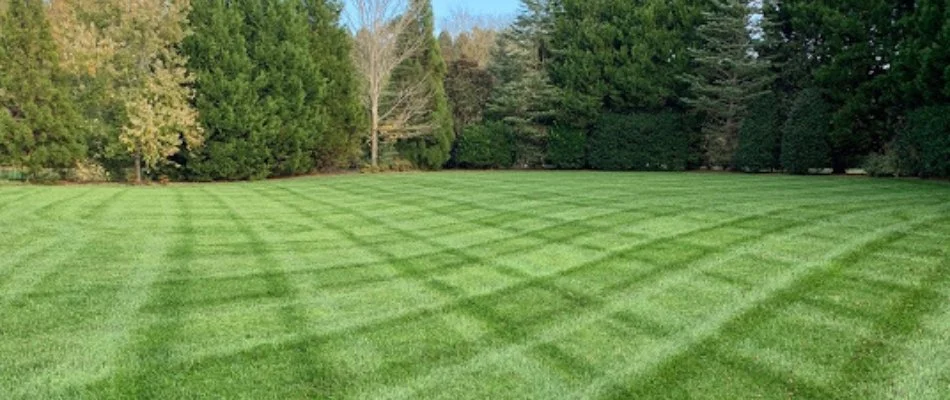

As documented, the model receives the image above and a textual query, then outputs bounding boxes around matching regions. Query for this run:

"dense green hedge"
[455,122,513,168]
[547,125,586,169]
[898,105,950,178]
[735,94,783,172]
[587,112,689,171]
[781,89,832,174]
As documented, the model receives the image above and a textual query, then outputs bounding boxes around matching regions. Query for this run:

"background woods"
[0,0,947,182]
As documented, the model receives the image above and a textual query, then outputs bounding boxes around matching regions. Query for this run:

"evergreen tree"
[485,0,560,167]
[891,0,949,108]
[734,92,782,172]
[302,0,366,169]
[0,0,85,177]
[444,58,494,165]
[394,0,454,169]
[682,0,773,168]
[549,0,707,120]
[184,0,359,180]
[781,89,831,174]
[183,0,267,180]
[244,0,327,176]
[762,0,917,172]
[813,0,913,172]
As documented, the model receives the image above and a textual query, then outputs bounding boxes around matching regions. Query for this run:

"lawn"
[1,172,948,399]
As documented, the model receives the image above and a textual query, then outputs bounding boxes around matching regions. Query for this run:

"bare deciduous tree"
[349,0,432,167]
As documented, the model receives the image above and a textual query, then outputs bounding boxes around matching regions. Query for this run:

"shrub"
[588,111,689,171]
[863,148,901,178]
[455,122,514,169]
[69,160,111,183]
[26,168,63,184]
[898,105,950,178]
[0,166,25,181]
[781,89,832,174]
[735,93,783,172]
[547,125,586,169]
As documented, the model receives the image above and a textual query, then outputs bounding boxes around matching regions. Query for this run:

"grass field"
[1,172,949,399]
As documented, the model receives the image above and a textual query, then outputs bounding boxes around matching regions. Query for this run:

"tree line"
[1,0,947,183]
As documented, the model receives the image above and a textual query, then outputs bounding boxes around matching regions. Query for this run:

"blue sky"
[344,0,521,32]
[430,0,520,18]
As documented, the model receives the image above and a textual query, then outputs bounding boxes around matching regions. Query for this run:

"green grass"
[1,171,949,399]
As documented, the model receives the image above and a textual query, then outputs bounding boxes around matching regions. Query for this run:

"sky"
[430,0,520,19]
[343,0,521,33]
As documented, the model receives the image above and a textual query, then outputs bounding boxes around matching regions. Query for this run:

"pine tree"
[183,0,267,180]
[549,0,707,120]
[302,0,365,169]
[394,0,454,170]
[682,0,773,168]
[892,0,949,108]
[734,92,782,172]
[0,0,85,177]
[244,0,326,176]
[781,89,831,174]
[485,0,560,167]
[185,0,358,180]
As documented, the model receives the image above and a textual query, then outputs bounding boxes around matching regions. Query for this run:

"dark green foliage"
[182,0,362,180]
[445,59,494,135]
[862,149,901,178]
[183,0,265,180]
[897,106,950,178]
[588,112,690,171]
[395,0,454,170]
[812,1,913,172]
[0,0,85,178]
[444,58,494,166]
[734,93,783,172]
[781,89,831,174]
[549,0,706,120]
[546,124,586,169]
[302,0,365,169]
[891,0,949,108]
[485,0,560,168]
[762,0,945,172]
[682,0,773,168]
[454,122,513,168]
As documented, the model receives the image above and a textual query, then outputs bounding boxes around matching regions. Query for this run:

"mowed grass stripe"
[574,204,949,400]
[607,211,950,400]
[365,201,922,399]
[0,188,127,302]
[0,172,948,399]
[0,188,131,397]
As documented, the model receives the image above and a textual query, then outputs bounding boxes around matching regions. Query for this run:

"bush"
[588,111,689,171]
[898,105,950,178]
[455,122,514,169]
[863,148,901,178]
[69,160,111,183]
[359,158,414,174]
[547,125,586,169]
[781,89,832,174]
[185,140,273,181]
[26,168,63,184]
[0,166,25,181]
[735,93,783,172]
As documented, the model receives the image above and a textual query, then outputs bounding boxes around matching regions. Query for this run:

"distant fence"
[0,166,25,181]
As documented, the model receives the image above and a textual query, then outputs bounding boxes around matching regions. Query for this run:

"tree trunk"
[371,97,380,167]
[134,151,142,184]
